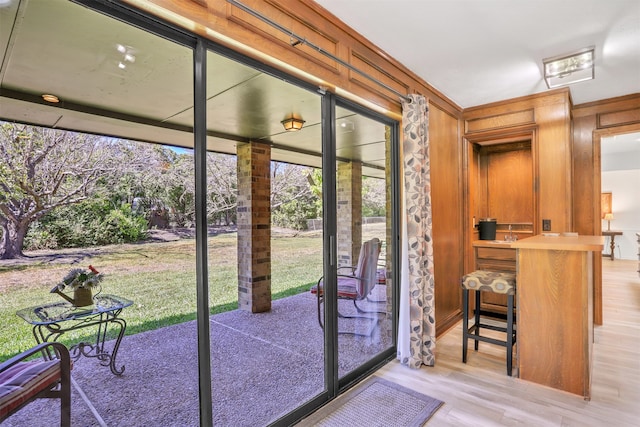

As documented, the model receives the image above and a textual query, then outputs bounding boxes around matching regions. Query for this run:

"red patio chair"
[311,238,385,335]
[0,342,71,426]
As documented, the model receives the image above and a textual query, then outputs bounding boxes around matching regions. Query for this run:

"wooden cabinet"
[513,235,604,399]
[472,241,516,315]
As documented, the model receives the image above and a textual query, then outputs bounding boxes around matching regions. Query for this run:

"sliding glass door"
[332,101,398,384]
[204,48,326,425]
[0,1,399,425]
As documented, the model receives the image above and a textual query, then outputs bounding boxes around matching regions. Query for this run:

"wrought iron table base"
[33,311,128,376]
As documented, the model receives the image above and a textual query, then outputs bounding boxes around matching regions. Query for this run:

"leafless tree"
[206,153,237,224]
[271,162,314,209]
[0,123,119,258]
[362,177,386,216]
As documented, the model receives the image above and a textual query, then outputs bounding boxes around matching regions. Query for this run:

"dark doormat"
[297,376,443,426]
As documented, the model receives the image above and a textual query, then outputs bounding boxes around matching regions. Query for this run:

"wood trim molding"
[348,47,410,104]
[572,93,640,118]
[227,0,341,74]
[465,109,535,134]
[463,124,539,144]
[464,88,570,118]
[597,108,640,129]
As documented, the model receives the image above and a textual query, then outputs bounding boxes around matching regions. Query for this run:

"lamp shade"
[281,116,305,131]
[604,213,614,220]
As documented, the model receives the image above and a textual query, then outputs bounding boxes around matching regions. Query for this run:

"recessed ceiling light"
[42,94,59,103]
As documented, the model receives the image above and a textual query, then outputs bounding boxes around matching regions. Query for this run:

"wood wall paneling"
[536,102,573,232]
[348,48,410,104]
[463,90,572,275]
[598,108,640,128]
[466,144,480,270]
[485,144,533,225]
[227,0,341,74]
[465,109,535,134]
[571,114,599,235]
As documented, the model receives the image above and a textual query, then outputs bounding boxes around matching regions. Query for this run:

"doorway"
[600,132,640,260]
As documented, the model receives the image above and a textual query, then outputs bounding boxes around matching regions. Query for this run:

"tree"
[271,163,319,229]
[362,177,386,217]
[0,123,119,259]
[206,153,237,225]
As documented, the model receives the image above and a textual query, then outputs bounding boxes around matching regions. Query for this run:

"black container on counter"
[478,218,497,240]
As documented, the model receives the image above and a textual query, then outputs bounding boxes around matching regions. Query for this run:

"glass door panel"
[334,104,395,380]
[205,49,325,425]
[0,1,198,425]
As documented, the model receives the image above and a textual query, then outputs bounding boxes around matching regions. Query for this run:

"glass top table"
[17,294,133,325]
[16,294,133,375]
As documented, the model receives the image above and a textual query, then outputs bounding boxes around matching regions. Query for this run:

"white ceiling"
[0,0,390,178]
[602,131,640,154]
[315,0,640,108]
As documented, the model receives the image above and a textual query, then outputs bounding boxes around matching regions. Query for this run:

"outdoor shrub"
[95,204,148,244]
[24,224,58,250]
[25,201,101,248]
[272,198,317,230]
[25,199,147,249]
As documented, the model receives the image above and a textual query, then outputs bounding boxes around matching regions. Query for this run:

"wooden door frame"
[592,122,640,324]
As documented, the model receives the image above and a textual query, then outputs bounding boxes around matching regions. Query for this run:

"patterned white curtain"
[397,94,436,368]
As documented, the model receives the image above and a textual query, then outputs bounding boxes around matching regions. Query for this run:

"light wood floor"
[375,259,640,426]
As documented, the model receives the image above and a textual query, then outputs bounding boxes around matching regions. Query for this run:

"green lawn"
[0,230,323,362]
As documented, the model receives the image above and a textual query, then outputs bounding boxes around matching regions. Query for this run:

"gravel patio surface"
[3,291,391,427]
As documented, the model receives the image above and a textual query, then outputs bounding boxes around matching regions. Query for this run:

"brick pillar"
[237,143,271,313]
[337,161,362,267]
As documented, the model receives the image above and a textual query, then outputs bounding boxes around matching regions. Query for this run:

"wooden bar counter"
[511,235,604,399]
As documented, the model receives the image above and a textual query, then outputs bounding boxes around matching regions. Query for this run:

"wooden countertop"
[511,234,605,251]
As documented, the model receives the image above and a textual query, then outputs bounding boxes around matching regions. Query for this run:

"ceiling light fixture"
[543,46,595,88]
[281,115,305,132]
[115,44,136,71]
[41,94,60,103]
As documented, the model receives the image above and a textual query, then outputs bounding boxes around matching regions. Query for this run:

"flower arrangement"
[55,265,103,291]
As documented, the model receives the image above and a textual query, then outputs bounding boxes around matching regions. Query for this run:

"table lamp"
[604,213,614,231]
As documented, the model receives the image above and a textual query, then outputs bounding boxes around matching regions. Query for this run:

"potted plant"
[50,265,103,307]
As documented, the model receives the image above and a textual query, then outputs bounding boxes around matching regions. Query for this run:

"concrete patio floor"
[3,290,391,426]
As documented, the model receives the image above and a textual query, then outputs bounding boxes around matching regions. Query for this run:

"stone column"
[337,161,362,267]
[236,142,271,313]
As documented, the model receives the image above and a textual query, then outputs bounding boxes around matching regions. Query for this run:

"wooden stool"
[461,270,516,376]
